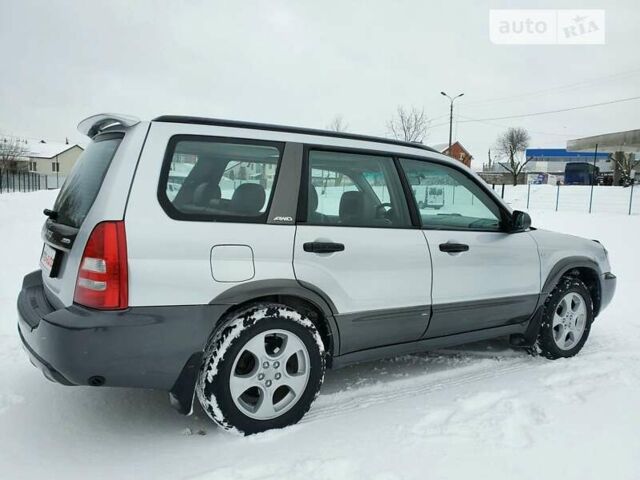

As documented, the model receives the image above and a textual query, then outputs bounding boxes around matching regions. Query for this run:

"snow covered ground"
[1,190,639,480]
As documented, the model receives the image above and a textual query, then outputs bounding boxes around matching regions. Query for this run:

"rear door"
[399,158,540,338]
[293,148,432,354]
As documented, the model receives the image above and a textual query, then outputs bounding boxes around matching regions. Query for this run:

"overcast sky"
[1,0,638,166]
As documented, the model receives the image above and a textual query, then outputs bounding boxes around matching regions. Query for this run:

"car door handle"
[303,242,345,253]
[439,242,469,253]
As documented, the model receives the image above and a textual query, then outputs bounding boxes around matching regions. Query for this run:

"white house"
[26,141,84,178]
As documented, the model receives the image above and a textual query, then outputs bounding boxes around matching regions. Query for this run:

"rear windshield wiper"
[43,209,59,221]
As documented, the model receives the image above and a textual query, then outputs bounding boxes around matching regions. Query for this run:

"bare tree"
[0,136,28,176]
[386,106,429,143]
[326,115,348,133]
[495,127,531,185]
[612,152,640,186]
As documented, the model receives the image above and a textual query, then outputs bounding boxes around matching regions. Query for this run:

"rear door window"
[53,133,123,228]
[159,136,283,223]
[305,150,411,228]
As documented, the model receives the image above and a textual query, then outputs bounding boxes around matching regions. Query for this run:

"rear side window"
[158,136,283,222]
[53,133,123,228]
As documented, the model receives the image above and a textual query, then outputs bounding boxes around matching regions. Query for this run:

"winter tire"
[197,303,326,435]
[532,277,593,359]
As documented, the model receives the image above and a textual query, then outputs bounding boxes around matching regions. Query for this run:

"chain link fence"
[490,183,638,215]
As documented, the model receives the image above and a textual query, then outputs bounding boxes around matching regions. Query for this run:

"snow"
[1,189,639,479]
[26,142,81,159]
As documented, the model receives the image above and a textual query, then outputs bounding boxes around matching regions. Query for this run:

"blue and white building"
[525,148,612,174]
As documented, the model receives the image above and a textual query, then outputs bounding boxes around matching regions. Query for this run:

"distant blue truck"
[564,162,599,185]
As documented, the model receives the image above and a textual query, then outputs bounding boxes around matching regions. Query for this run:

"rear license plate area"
[40,244,62,278]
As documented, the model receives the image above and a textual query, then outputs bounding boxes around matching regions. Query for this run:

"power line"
[455,115,581,137]
[462,66,640,108]
[455,96,640,123]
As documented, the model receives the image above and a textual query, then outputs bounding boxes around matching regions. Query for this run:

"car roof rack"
[153,115,438,153]
[78,113,141,138]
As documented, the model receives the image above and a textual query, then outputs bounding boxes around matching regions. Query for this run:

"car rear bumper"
[17,270,227,392]
[599,272,616,314]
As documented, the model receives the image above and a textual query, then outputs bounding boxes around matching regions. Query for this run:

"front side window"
[400,158,503,231]
[305,150,410,228]
[160,137,282,222]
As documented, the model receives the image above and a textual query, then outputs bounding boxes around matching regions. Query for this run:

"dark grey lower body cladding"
[335,305,430,354]
[425,294,539,338]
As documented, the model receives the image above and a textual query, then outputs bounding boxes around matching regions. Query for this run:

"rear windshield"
[53,133,123,228]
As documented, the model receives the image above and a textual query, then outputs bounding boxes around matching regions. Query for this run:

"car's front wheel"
[532,277,594,359]
[197,303,326,435]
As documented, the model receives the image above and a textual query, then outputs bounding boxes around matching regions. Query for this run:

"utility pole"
[441,91,464,149]
[588,144,598,214]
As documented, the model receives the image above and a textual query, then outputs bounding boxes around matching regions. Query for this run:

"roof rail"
[152,115,438,153]
[78,113,140,138]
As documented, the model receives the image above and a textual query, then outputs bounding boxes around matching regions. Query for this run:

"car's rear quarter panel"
[124,122,297,307]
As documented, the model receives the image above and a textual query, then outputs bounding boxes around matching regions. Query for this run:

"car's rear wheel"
[532,277,594,359]
[197,303,325,435]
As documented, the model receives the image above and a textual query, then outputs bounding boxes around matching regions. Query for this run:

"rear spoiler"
[77,113,140,138]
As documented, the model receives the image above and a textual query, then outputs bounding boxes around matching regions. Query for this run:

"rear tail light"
[74,221,128,310]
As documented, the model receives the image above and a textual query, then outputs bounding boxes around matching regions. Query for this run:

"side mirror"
[510,210,531,232]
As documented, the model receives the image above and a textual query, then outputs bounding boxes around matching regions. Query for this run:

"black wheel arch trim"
[541,256,602,296]
[209,279,340,355]
[522,256,603,345]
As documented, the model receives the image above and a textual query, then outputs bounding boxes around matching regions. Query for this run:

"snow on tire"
[196,303,326,435]
[531,277,594,360]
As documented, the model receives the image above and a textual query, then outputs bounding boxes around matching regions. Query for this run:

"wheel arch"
[169,280,340,416]
[210,279,340,358]
[541,257,602,316]
[519,256,602,346]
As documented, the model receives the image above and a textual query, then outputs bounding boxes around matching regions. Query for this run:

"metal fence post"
[501,184,505,199]
[629,181,635,215]
[555,182,560,211]
[526,182,531,209]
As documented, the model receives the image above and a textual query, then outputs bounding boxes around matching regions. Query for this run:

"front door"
[293,149,432,354]
[399,158,540,338]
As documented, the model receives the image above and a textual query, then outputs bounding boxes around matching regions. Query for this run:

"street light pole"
[440,91,464,149]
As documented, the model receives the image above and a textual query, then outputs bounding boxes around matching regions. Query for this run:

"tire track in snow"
[304,342,609,423]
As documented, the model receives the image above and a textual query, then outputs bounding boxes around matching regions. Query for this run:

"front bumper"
[17,270,227,390]
[599,272,616,314]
